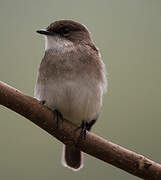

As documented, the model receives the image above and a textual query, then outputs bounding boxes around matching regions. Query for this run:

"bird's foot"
[75,119,96,146]
[53,109,63,129]
[39,100,63,129]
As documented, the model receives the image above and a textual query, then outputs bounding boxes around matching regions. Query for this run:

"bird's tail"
[61,144,83,171]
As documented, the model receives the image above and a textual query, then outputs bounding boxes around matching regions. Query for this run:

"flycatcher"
[35,20,107,171]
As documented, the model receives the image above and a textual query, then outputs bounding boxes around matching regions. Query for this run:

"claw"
[75,120,96,146]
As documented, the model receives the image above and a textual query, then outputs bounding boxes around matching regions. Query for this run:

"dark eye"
[61,27,71,36]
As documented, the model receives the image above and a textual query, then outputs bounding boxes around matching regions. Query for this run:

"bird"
[35,20,107,171]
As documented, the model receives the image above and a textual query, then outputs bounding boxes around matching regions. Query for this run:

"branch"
[0,80,161,180]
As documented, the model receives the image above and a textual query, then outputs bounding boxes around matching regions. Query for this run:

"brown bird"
[35,20,107,171]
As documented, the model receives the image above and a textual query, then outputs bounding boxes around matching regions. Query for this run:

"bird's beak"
[36,29,55,36]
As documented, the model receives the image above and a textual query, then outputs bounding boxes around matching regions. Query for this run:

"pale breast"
[35,75,103,125]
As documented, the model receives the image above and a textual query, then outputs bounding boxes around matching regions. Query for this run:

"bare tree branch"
[0,80,161,180]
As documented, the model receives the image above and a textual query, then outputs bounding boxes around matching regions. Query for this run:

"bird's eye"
[61,27,70,36]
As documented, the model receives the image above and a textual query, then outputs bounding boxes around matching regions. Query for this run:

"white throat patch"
[45,36,74,52]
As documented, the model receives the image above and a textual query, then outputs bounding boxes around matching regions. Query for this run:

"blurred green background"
[0,0,161,179]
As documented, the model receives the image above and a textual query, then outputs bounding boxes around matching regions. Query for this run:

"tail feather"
[61,144,83,171]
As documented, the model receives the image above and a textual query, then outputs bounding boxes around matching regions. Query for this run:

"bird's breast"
[35,73,103,126]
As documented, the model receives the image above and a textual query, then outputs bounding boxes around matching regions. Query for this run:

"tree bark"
[0,80,161,180]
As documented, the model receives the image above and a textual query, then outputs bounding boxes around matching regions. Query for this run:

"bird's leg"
[39,100,63,129]
[76,119,96,146]
[80,120,88,139]
[86,119,96,131]
[53,109,63,129]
